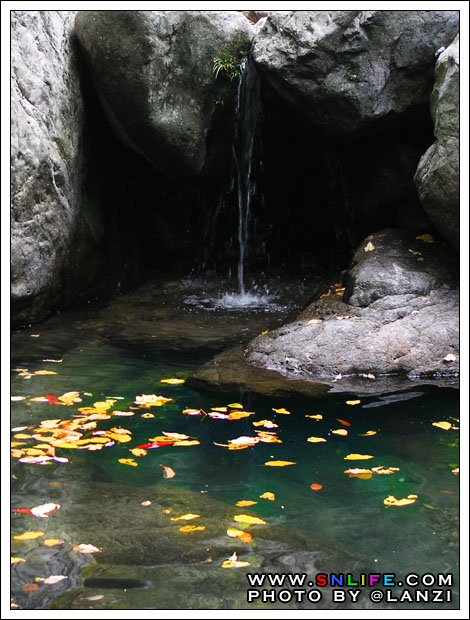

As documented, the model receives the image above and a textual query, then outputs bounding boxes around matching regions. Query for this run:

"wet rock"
[74,10,254,178]
[252,11,459,133]
[415,36,460,249]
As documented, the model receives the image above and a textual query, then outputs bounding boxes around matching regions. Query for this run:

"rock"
[415,36,460,249]
[343,228,458,307]
[11,11,99,327]
[74,10,254,178]
[252,11,459,133]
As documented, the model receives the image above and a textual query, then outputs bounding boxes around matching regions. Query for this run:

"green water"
[10,278,459,610]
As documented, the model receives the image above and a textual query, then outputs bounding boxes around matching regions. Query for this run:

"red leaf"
[45,394,59,404]
[336,418,351,427]
[13,508,33,514]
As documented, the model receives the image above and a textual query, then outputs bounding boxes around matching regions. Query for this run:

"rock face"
[11,11,99,327]
[252,11,459,133]
[415,36,460,250]
[74,10,254,178]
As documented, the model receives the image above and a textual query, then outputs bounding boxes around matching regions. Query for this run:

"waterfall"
[232,57,260,295]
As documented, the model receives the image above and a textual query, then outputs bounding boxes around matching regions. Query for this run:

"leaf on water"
[272,407,290,414]
[452,467,459,475]
[310,483,323,491]
[34,370,58,376]
[207,411,229,420]
[72,543,101,553]
[160,378,185,384]
[384,494,418,507]
[236,500,258,507]
[432,421,452,430]
[344,468,373,479]
[227,403,243,409]
[332,429,348,436]
[160,464,176,479]
[11,449,25,458]
[113,411,134,416]
[228,411,255,420]
[19,455,53,464]
[364,241,375,252]
[179,525,206,533]
[362,373,376,379]
[360,430,377,436]
[255,430,282,443]
[306,414,323,420]
[58,391,82,405]
[162,432,190,440]
[40,575,68,585]
[227,527,246,538]
[135,394,173,407]
[344,454,374,460]
[222,551,250,568]
[170,513,200,521]
[118,458,138,467]
[182,408,202,416]
[141,413,155,418]
[11,396,26,401]
[253,419,278,428]
[130,448,148,457]
[14,531,45,540]
[173,440,200,447]
[211,406,228,412]
[336,418,351,427]
[233,514,267,525]
[346,400,361,406]
[371,466,400,475]
[264,460,296,466]
[23,583,39,592]
[43,538,63,547]
[260,492,275,501]
[307,436,327,443]
[416,233,434,243]
[141,501,152,506]
[30,503,60,518]
[11,557,26,564]
[161,509,172,515]
[13,433,32,440]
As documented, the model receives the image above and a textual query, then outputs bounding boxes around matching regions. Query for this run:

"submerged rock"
[415,36,460,250]
[74,10,254,178]
[252,11,459,133]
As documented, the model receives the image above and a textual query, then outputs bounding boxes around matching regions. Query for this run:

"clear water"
[10,277,459,610]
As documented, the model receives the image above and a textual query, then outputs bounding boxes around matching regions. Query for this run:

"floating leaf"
[255,430,282,444]
[452,467,459,475]
[344,468,373,479]
[272,408,290,415]
[233,515,266,525]
[228,411,254,420]
[264,460,295,467]
[364,241,375,252]
[135,394,172,407]
[130,448,148,457]
[222,552,250,568]
[11,557,26,564]
[23,583,39,592]
[252,419,278,428]
[30,503,60,518]
[360,430,377,436]
[43,539,63,547]
[34,370,58,376]
[307,436,327,443]
[344,453,374,460]
[72,543,101,553]
[179,525,206,533]
[182,408,202,416]
[11,396,26,401]
[160,378,185,384]
[40,575,68,585]
[227,403,243,409]
[173,440,200,447]
[416,233,434,243]
[162,432,190,440]
[118,458,138,467]
[211,406,228,413]
[160,464,176,479]
[236,500,258,507]
[336,418,351,427]
[14,531,45,540]
[227,528,252,543]
[371,466,400,475]
[260,492,275,501]
[332,429,348,436]
[170,513,200,521]
[432,421,452,431]
[161,509,172,515]
[346,400,361,406]
[141,501,152,507]
[141,413,155,419]
[310,483,323,491]
[384,494,418,507]
[306,414,323,420]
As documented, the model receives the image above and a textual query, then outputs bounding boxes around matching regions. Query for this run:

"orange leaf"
[310,483,323,491]
[23,583,39,592]
[336,418,351,426]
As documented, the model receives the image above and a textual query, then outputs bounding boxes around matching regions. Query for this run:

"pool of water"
[10,277,460,610]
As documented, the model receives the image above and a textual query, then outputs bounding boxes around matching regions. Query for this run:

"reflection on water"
[10,277,459,610]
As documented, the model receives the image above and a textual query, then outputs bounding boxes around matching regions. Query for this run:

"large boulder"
[252,11,459,133]
[415,36,460,249]
[11,11,99,327]
[74,10,254,178]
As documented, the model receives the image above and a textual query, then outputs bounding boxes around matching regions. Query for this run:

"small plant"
[213,51,244,81]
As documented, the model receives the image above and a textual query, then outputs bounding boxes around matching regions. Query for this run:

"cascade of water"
[232,57,260,295]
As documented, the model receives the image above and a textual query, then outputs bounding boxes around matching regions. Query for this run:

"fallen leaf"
[182,408,202,416]
[118,457,138,467]
[160,378,185,384]
[371,466,400,475]
[384,494,418,507]
[30,503,60,518]
[162,432,190,440]
[344,454,374,460]
[227,527,246,538]
[48,481,68,488]
[72,543,101,553]
[87,594,104,601]
[255,430,282,444]
[336,418,351,427]
[173,440,200,447]
[43,539,63,547]
[135,394,173,407]
[228,411,255,420]
[346,400,361,406]
[259,492,275,501]
[14,531,45,540]
[252,419,278,428]
[236,500,258,507]
[179,525,206,533]
[161,509,172,515]
[408,249,422,256]
[310,483,323,491]
[264,460,296,467]
[160,464,176,479]
[416,233,434,243]
[11,396,26,401]
[170,513,200,521]
[306,414,323,420]
[432,421,452,431]
[272,408,290,414]
[344,468,373,479]
[222,551,250,568]
[364,241,375,252]
[452,467,459,475]
[332,429,348,436]
[360,430,377,436]
[227,403,244,409]
[40,575,68,585]
[141,501,152,507]
[307,318,322,325]
[141,413,155,419]
[307,436,327,443]
[34,370,58,376]
[130,448,148,457]
[211,406,228,413]
[23,583,39,592]
[233,515,266,525]
[442,353,457,362]
[11,557,26,564]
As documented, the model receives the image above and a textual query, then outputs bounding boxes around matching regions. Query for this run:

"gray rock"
[74,10,254,178]
[252,11,459,133]
[415,36,460,249]
[343,228,458,307]
[11,11,98,327]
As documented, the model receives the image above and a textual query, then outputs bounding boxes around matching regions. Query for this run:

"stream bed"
[10,276,460,610]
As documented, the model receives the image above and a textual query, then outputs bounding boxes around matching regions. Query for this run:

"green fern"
[213,51,243,81]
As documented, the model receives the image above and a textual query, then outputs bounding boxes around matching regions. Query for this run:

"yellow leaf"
[179,525,206,533]
[416,233,434,243]
[161,509,172,515]
[346,400,361,405]
[160,464,176,479]
[331,429,348,436]
[182,408,202,416]
[135,394,173,407]
[233,514,266,525]
[11,441,26,447]
[236,500,258,507]
[227,528,245,538]
[11,449,25,458]
[130,448,148,457]
[272,408,290,414]
[384,494,418,507]
[306,414,323,420]
[162,432,190,440]
[432,421,452,431]
[160,378,185,384]
[227,403,243,409]
[260,492,275,501]
[344,454,374,460]
[172,440,200,447]
[228,411,255,420]
[170,513,200,521]
[307,436,327,443]
[364,241,375,252]
[253,419,278,428]
[264,460,296,466]
[34,370,58,376]
[211,406,228,412]
[141,413,155,418]
[371,466,400,475]
[14,531,45,540]
[72,543,101,553]
[452,467,459,475]
[43,538,63,547]
[13,434,32,440]
[344,468,373,479]
[107,432,132,443]
[222,551,250,568]
[255,431,282,443]
[118,458,138,467]
[360,430,377,436]
[11,557,26,564]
